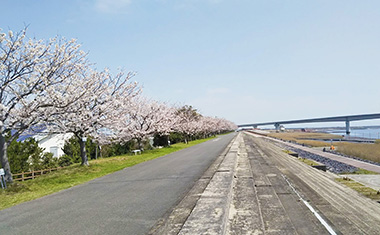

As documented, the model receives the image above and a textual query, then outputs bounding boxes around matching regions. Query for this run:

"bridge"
[238,113,380,135]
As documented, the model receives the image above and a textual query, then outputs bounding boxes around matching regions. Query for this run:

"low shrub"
[58,155,73,167]
[40,152,58,169]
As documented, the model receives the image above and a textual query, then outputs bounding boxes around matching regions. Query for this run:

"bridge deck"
[239,113,380,128]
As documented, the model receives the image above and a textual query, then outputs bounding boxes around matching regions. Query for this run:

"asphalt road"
[0,133,235,235]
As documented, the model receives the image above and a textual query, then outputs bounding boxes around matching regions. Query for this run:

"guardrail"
[12,167,64,181]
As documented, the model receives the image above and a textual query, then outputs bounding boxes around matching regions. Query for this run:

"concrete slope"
[168,132,380,234]
[247,133,380,234]
[0,133,235,235]
[175,133,327,234]
[178,133,240,234]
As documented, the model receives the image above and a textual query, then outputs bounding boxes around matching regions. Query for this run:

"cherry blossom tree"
[198,116,218,137]
[45,69,139,166]
[143,102,178,138]
[206,117,237,135]
[115,98,177,149]
[174,105,201,143]
[0,28,87,181]
[0,27,237,181]
[173,105,237,143]
[217,118,238,132]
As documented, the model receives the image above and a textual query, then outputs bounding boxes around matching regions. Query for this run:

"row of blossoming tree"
[0,28,237,182]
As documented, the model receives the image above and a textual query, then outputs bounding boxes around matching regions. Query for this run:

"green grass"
[0,137,215,210]
[282,150,294,155]
[341,168,379,175]
[282,149,322,166]
[267,132,340,148]
[268,132,342,142]
[336,177,380,201]
[334,142,380,164]
[298,157,321,166]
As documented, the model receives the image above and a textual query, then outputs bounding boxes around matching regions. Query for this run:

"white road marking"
[282,174,337,235]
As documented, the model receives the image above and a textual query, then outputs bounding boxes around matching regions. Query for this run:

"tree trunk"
[0,133,13,182]
[137,138,142,150]
[79,137,89,166]
[95,145,98,160]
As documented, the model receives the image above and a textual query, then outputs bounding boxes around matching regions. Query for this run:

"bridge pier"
[345,120,350,135]
[275,123,280,132]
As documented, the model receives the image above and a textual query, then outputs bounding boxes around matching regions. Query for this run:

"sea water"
[328,127,380,140]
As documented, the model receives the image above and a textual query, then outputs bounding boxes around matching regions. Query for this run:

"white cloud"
[95,0,131,13]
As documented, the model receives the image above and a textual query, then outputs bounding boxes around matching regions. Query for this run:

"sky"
[1,0,380,128]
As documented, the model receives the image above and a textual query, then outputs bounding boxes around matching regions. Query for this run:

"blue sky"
[2,0,380,128]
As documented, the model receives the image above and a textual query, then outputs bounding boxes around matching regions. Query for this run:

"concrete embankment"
[246,133,380,234]
[154,132,380,234]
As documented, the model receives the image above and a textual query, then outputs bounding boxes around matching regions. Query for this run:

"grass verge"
[334,142,380,163]
[340,168,379,175]
[282,149,322,167]
[335,178,380,201]
[268,132,342,142]
[298,157,320,166]
[0,137,215,210]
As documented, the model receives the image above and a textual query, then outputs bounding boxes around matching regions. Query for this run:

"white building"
[34,133,74,158]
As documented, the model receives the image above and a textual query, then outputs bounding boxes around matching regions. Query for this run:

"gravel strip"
[267,139,358,174]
